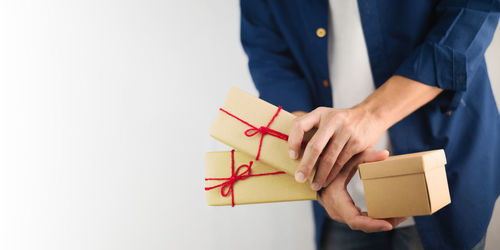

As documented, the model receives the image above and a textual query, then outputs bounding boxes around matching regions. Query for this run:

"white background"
[0,1,498,250]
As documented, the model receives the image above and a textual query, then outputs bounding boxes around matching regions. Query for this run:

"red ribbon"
[219,106,288,160]
[205,150,285,207]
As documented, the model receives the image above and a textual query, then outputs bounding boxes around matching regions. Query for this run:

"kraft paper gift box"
[209,87,315,179]
[358,149,451,218]
[205,150,317,206]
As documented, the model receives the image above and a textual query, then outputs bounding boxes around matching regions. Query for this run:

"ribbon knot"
[219,106,288,160]
[243,126,272,137]
[217,163,251,197]
[205,150,285,207]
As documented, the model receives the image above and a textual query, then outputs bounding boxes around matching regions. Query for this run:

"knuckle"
[309,143,323,155]
[321,154,336,166]
[334,112,347,122]
[331,162,342,172]
[292,118,303,130]
[324,116,336,126]
[329,140,341,150]
[351,144,366,155]
[318,107,328,112]
[343,125,354,135]
[350,137,361,146]
[336,154,348,165]
[325,110,335,118]
[314,107,326,113]
[359,143,368,151]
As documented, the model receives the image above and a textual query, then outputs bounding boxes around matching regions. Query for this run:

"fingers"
[321,136,370,186]
[294,113,337,183]
[295,128,331,183]
[290,107,387,187]
[322,193,394,233]
[356,213,406,231]
[325,152,361,187]
[360,149,390,162]
[312,130,350,190]
[384,217,408,228]
[319,148,393,234]
[347,215,393,233]
[324,149,389,187]
[331,182,392,233]
[331,140,363,179]
[338,150,394,233]
[288,108,324,161]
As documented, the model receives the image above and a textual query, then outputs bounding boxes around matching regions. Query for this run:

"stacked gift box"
[206,87,317,206]
[205,87,451,218]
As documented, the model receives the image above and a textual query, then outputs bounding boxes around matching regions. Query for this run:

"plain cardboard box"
[358,149,451,218]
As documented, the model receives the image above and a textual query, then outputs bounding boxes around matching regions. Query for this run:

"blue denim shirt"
[240,0,500,249]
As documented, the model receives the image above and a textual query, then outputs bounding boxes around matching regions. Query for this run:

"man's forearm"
[356,75,443,130]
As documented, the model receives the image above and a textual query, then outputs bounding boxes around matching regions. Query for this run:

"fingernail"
[311,182,321,191]
[381,226,392,231]
[289,150,296,159]
[295,172,306,182]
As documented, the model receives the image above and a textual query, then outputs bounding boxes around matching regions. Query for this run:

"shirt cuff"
[395,41,467,112]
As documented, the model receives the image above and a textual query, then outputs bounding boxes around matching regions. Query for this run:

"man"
[240,0,500,249]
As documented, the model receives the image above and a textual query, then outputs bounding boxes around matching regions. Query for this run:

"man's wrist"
[354,75,442,131]
[352,100,392,131]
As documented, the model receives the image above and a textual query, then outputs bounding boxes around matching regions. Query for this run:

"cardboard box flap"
[359,149,446,180]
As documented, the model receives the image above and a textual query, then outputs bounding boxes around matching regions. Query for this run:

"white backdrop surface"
[0,1,498,250]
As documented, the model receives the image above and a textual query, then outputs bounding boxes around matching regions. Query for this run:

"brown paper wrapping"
[205,151,317,206]
[209,87,314,178]
[359,149,451,218]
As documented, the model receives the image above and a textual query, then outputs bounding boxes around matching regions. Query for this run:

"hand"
[289,106,386,190]
[318,149,407,233]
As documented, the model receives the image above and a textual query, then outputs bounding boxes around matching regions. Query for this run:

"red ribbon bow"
[205,150,285,207]
[219,106,288,160]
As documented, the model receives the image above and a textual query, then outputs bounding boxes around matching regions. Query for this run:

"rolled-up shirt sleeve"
[395,0,500,111]
[240,0,314,113]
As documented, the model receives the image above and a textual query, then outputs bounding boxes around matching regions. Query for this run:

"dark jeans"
[320,218,486,250]
[320,218,424,250]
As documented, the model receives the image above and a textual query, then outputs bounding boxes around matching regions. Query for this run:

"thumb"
[361,149,389,163]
